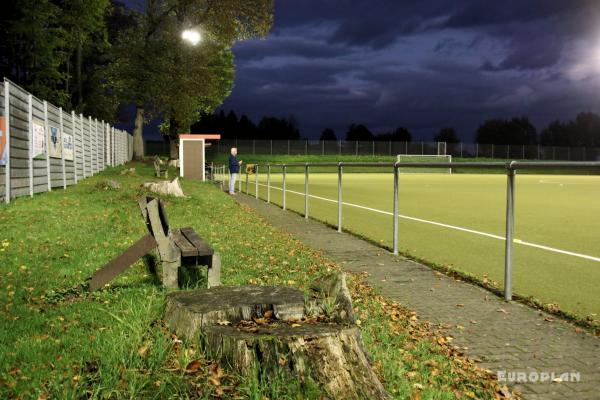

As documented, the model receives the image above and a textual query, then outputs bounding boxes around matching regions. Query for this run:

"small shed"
[178,134,220,181]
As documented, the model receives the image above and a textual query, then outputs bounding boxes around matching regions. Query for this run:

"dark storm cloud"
[221,0,600,139]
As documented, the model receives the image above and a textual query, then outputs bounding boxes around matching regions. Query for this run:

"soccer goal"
[395,154,453,174]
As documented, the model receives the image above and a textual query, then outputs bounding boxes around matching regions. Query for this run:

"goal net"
[395,154,453,174]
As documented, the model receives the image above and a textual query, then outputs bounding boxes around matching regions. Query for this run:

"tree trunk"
[204,324,390,400]
[169,136,179,159]
[168,117,180,159]
[76,40,83,109]
[133,106,145,159]
[163,278,390,400]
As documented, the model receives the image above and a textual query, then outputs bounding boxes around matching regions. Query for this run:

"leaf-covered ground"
[0,162,517,399]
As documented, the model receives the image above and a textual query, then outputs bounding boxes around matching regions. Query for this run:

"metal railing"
[213,161,600,301]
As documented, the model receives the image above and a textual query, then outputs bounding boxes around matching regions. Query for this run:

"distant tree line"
[191,110,300,139]
[192,110,600,148]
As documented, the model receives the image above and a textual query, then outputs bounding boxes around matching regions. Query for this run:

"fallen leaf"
[186,360,201,373]
[138,345,149,357]
[216,320,231,326]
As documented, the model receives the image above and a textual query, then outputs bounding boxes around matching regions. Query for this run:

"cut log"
[143,177,184,197]
[203,323,390,400]
[164,286,306,340]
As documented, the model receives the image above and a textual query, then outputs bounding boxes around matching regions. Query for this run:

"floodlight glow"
[181,29,201,45]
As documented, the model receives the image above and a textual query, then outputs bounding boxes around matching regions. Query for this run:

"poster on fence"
[48,126,62,158]
[0,117,6,166]
[63,133,74,161]
[32,121,46,158]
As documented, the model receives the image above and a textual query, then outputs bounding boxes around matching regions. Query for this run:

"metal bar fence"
[212,160,600,302]
[1,78,132,203]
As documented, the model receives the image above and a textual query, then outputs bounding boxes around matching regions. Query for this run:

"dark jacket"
[228,154,240,173]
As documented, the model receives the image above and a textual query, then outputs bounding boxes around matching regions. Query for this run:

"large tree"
[476,117,537,145]
[346,124,374,141]
[434,127,459,143]
[540,112,600,147]
[320,128,337,141]
[377,127,412,142]
[109,0,273,159]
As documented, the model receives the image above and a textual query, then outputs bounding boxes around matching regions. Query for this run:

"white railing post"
[304,164,309,218]
[393,164,399,255]
[255,164,259,199]
[282,165,287,210]
[267,164,271,203]
[504,165,516,301]
[338,163,343,233]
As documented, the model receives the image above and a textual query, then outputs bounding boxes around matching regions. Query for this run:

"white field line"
[252,182,600,263]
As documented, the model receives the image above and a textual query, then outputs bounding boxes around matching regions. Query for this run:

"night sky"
[218,0,600,140]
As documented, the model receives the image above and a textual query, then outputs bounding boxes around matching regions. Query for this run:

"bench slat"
[181,227,214,256]
[172,229,199,257]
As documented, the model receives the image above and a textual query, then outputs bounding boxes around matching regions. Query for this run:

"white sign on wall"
[63,133,74,161]
[48,126,62,158]
[32,121,46,158]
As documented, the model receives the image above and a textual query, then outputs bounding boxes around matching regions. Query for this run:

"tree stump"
[163,278,390,400]
[164,286,306,340]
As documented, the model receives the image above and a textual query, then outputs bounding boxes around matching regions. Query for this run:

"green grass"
[0,163,509,399]
[233,171,600,323]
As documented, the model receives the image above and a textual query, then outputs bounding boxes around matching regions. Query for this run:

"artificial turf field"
[235,171,600,320]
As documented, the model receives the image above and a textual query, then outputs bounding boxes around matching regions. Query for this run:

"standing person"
[228,147,242,195]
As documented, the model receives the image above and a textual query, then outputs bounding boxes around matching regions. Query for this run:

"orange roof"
[179,134,221,140]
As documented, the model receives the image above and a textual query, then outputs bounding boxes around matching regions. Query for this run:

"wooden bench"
[90,196,221,290]
[154,157,169,179]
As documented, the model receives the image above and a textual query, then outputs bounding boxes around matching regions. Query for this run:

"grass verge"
[0,162,516,399]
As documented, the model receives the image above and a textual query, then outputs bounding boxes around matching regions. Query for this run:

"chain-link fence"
[145,138,600,161]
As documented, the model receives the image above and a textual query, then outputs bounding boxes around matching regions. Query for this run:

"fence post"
[492,143,495,159]
[28,94,33,197]
[245,171,249,194]
[389,140,391,156]
[44,101,51,192]
[305,139,308,155]
[81,114,86,178]
[322,140,324,155]
[338,163,343,232]
[238,171,241,192]
[372,140,375,156]
[270,139,273,155]
[282,165,287,210]
[355,141,358,156]
[460,142,463,158]
[421,141,424,155]
[253,139,255,155]
[255,164,259,199]
[60,108,66,189]
[393,164,399,255]
[267,164,271,203]
[4,81,11,203]
[476,143,479,158]
[504,166,516,301]
[522,144,525,160]
[339,140,341,155]
[288,140,290,155]
[304,164,309,219]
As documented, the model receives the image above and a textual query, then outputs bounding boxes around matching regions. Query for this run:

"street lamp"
[181,29,201,45]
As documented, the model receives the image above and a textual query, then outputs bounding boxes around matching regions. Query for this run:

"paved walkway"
[235,194,600,400]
